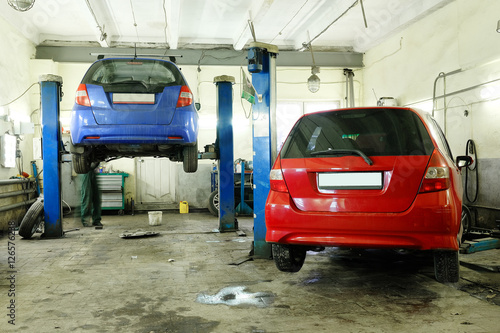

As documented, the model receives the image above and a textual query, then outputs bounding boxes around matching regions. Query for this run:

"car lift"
[39,74,64,238]
[248,42,279,259]
[207,43,278,259]
[213,75,237,232]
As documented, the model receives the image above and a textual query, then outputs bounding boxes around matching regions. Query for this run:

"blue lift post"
[249,43,279,259]
[214,75,237,232]
[40,75,63,238]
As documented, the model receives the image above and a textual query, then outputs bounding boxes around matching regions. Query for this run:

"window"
[281,108,434,159]
[82,59,185,93]
[276,101,339,152]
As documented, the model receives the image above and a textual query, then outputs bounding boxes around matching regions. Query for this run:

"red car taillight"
[176,85,193,107]
[270,157,289,193]
[75,84,91,107]
[419,150,450,193]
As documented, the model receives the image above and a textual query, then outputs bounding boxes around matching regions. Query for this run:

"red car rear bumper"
[265,190,461,251]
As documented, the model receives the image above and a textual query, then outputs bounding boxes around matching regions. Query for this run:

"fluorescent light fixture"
[497,20,500,33]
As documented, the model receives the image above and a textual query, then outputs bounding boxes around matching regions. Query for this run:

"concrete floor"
[1,211,500,333]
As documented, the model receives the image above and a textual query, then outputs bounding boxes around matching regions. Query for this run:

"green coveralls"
[81,170,102,225]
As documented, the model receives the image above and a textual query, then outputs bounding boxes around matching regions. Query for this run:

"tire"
[208,190,219,217]
[72,152,91,174]
[272,243,307,273]
[19,199,44,239]
[183,142,198,173]
[434,250,460,283]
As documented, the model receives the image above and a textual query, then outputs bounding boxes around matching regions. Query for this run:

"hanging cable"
[301,0,359,50]
[129,0,140,43]
[162,0,168,48]
[0,83,39,107]
[465,139,479,203]
[270,0,310,43]
[84,0,107,42]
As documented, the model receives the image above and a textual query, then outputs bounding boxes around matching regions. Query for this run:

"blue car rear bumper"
[70,106,198,146]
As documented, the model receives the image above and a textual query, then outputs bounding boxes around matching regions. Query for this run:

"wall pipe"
[0,199,36,213]
[429,69,500,137]
[0,178,35,186]
[0,188,36,199]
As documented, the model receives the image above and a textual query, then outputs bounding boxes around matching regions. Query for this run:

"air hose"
[465,139,478,203]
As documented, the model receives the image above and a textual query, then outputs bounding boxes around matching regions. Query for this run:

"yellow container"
[179,201,189,214]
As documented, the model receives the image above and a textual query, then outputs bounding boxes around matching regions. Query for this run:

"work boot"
[93,221,103,227]
[81,220,90,227]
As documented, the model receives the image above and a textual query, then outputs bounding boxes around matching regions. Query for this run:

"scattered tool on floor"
[119,229,159,238]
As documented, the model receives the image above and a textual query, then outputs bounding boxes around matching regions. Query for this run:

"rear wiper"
[310,149,373,166]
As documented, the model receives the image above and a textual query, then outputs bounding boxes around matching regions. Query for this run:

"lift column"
[214,75,237,232]
[40,74,63,238]
[248,43,279,259]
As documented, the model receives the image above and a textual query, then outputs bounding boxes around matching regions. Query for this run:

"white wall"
[0,16,35,179]
[362,0,500,158]
[362,0,500,214]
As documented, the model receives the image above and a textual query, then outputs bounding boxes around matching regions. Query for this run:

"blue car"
[69,58,199,173]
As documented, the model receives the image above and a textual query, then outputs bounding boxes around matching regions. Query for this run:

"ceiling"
[1,0,452,64]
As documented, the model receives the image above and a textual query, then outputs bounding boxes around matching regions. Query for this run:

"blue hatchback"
[69,58,199,173]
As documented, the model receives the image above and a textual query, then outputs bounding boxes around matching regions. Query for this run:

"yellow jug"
[179,201,189,214]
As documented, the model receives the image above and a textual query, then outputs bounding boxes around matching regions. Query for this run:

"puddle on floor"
[196,286,275,308]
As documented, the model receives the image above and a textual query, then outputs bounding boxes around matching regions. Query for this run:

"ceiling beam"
[77,0,114,48]
[164,0,181,49]
[35,45,363,68]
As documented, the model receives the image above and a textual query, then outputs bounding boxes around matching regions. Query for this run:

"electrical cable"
[270,0,310,43]
[84,0,106,42]
[129,0,140,43]
[300,0,359,50]
[465,139,478,203]
[162,0,168,47]
[0,83,39,107]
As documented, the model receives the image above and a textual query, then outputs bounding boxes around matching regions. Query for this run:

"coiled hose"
[465,139,478,203]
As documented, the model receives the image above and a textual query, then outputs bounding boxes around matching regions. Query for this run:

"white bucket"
[148,211,162,226]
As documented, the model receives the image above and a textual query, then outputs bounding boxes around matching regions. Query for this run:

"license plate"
[113,93,155,104]
[318,172,383,191]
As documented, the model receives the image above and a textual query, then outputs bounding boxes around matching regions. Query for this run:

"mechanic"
[81,167,103,228]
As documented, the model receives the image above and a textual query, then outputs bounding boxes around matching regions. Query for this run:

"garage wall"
[0,17,36,180]
[0,17,37,231]
[362,0,500,226]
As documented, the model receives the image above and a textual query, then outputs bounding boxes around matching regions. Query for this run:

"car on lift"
[69,57,199,174]
[265,107,472,283]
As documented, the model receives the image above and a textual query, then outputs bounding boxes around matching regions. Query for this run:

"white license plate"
[113,93,155,104]
[318,172,383,190]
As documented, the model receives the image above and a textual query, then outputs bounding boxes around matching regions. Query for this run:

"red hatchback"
[265,107,472,283]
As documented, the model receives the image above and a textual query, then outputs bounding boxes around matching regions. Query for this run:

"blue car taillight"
[176,85,193,107]
[75,84,91,107]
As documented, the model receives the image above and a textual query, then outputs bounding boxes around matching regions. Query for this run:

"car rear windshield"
[281,108,435,158]
[81,59,186,93]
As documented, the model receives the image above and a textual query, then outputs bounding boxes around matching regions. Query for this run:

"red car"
[265,107,472,283]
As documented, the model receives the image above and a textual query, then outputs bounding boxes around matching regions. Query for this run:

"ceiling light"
[7,0,35,12]
[306,39,320,93]
[308,67,320,93]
